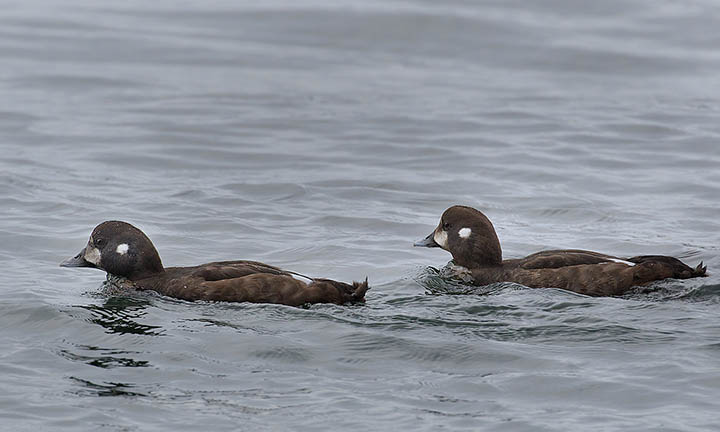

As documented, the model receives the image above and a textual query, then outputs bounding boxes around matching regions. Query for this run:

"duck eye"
[442,222,451,230]
[95,238,105,247]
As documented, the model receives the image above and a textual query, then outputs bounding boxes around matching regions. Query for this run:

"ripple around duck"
[336,331,510,365]
[58,344,150,369]
[407,268,718,345]
[675,283,720,302]
[251,346,314,363]
[68,377,147,398]
[74,297,165,336]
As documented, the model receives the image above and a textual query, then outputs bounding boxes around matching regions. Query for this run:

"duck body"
[61,221,368,306]
[466,250,703,297]
[134,261,366,306]
[415,206,707,296]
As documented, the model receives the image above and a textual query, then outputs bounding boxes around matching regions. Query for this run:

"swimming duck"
[414,205,707,296]
[61,221,369,306]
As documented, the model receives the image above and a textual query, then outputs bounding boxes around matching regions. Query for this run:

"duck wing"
[191,260,294,281]
[490,251,706,297]
[518,249,631,269]
[197,275,369,306]
[158,261,369,305]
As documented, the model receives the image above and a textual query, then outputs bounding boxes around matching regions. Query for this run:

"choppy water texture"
[2,1,720,431]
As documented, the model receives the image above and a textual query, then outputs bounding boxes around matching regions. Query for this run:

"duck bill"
[60,248,97,268]
[413,232,440,248]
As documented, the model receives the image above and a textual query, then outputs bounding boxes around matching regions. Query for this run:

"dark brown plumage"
[415,205,707,296]
[61,221,369,306]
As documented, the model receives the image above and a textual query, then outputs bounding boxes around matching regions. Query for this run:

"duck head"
[414,205,502,268]
[61,221,164,280]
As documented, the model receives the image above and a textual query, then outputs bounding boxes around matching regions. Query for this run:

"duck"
[61,221,369,306]
[414,205,707,296]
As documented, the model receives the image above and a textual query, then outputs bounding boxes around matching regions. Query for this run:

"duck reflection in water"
[77,282,163,336]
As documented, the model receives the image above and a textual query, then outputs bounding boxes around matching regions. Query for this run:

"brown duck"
[414,205,707,296]
[61,221,368,306]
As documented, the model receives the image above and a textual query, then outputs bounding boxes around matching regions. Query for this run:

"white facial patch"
[433,230,448,248]
[116,243,129,255]
[84,246,101,265]
[608,258,636,266]
[458,227,471,239]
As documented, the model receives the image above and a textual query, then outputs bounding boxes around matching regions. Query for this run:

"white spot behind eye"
[458,227,471,239]
[116,244,129,255]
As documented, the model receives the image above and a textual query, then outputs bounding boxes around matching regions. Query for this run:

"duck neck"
[457,255,503,269]
[128,266,165,281]
[127,254,165,281]
[454,238,502,268]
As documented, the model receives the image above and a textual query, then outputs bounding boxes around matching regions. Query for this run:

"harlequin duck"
[61,221,369,306]
[414,205,707,296]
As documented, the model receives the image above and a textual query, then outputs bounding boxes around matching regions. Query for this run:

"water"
[2,1,720,430]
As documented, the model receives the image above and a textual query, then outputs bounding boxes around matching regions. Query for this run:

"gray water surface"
[2,1,720,431]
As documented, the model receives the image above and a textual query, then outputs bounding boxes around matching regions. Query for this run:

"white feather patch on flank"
[608,258,635,266]
[116,243,129,255]
[458,227,471,239]
[84,246,101,265]
[433,230,448,248]
[289,272,313,284]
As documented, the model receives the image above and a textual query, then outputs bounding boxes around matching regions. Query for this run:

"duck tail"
[627,255,708,279]
[311,277,370,304]
[693,261,708,277]
[351,277,370,301]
